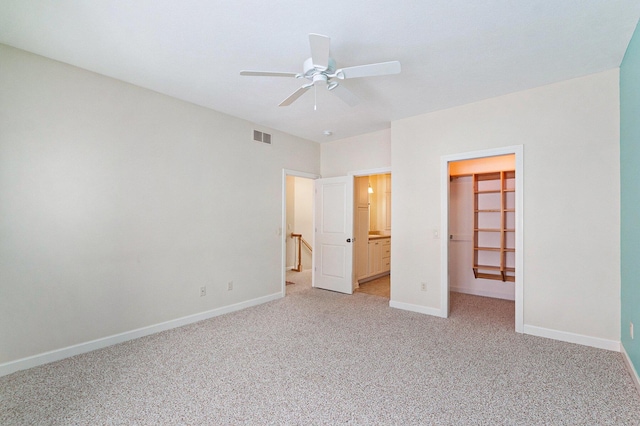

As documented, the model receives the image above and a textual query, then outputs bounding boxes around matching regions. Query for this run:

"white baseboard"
[389,300,445,318]
[0,292,282,377]
[621,343,640,397]
[523,324,620,352]
[450,286,515,301]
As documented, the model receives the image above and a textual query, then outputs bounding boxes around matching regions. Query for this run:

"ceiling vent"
[253,130,272,144]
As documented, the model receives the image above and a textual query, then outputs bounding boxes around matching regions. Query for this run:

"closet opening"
[442,147,523,332]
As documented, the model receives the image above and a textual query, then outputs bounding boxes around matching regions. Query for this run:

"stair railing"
[290,233,312,272]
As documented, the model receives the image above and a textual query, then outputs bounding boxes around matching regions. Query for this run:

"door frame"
[281,169,320,297]
[440,146,524,332]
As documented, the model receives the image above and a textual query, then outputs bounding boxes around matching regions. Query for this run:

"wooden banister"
[291,233,312,272]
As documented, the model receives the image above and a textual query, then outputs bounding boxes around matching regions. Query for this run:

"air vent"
[253,130,272,144]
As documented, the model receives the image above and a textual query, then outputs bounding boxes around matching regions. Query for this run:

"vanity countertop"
[368,234,391,241]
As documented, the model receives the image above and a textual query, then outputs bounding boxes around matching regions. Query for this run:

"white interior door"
[313,176,354,294]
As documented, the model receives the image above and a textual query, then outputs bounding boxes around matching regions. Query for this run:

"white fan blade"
[337,61,401,79]
[240,70,299,77]
[329,83,359,107]
[279,85,312,106]
[309,33,330,70]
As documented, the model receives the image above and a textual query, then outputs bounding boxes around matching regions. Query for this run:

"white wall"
[391,70,621,342]
[320,129,391,177]
[0,44,320,365]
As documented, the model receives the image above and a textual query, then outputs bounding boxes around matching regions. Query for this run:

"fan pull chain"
[314,85,317,111]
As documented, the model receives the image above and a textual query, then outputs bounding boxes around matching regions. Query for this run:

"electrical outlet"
[228,281,233,291]
[421,282,427,292]
[631,322,634,340]
[200,286,206,297]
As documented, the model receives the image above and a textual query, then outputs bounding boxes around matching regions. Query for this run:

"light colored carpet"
[2,272,639,425]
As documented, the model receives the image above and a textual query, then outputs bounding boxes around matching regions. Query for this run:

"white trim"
[389,300,446,318]
[621,344,640,397]
[440,145,524,333]
[450,287,515,301]
[0,292,282,377]
[281,169,320,297]
[440,159,450,318]
[347,166,392,177]
[523,324,620,352]
[514,147,524,333]
[283,169,320,180]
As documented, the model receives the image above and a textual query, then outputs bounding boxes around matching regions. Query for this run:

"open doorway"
[353,173,392,299]
[448,155,516,326]
[281,168,392,299]
[449,155,516,299]
[281,170,318,296]
[286,175,314,272]
[440,146,523,332]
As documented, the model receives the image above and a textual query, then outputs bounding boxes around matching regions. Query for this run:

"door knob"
[346,238,352,243]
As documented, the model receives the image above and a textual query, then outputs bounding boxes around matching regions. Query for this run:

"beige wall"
[391,70,620,342]
[0,44,320,364]
[320,129,391,177]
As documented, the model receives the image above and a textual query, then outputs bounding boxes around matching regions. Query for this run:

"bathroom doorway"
[353,172,392,299]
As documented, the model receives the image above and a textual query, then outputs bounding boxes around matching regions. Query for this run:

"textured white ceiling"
[1,1,639,142]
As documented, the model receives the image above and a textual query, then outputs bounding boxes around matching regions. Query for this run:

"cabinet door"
[381,238,391,273]
[367,241,374,275]
[368,241,381,275]
[355,176,370,209]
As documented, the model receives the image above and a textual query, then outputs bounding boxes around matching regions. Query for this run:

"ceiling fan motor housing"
[303,57,336,79]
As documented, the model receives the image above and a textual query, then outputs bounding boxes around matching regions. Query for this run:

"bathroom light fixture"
[368,183,374,194]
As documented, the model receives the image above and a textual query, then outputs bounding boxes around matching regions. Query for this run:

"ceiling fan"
[240,33,401,108]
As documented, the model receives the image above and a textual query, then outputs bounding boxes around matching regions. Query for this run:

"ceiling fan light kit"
[240,33,401,108]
